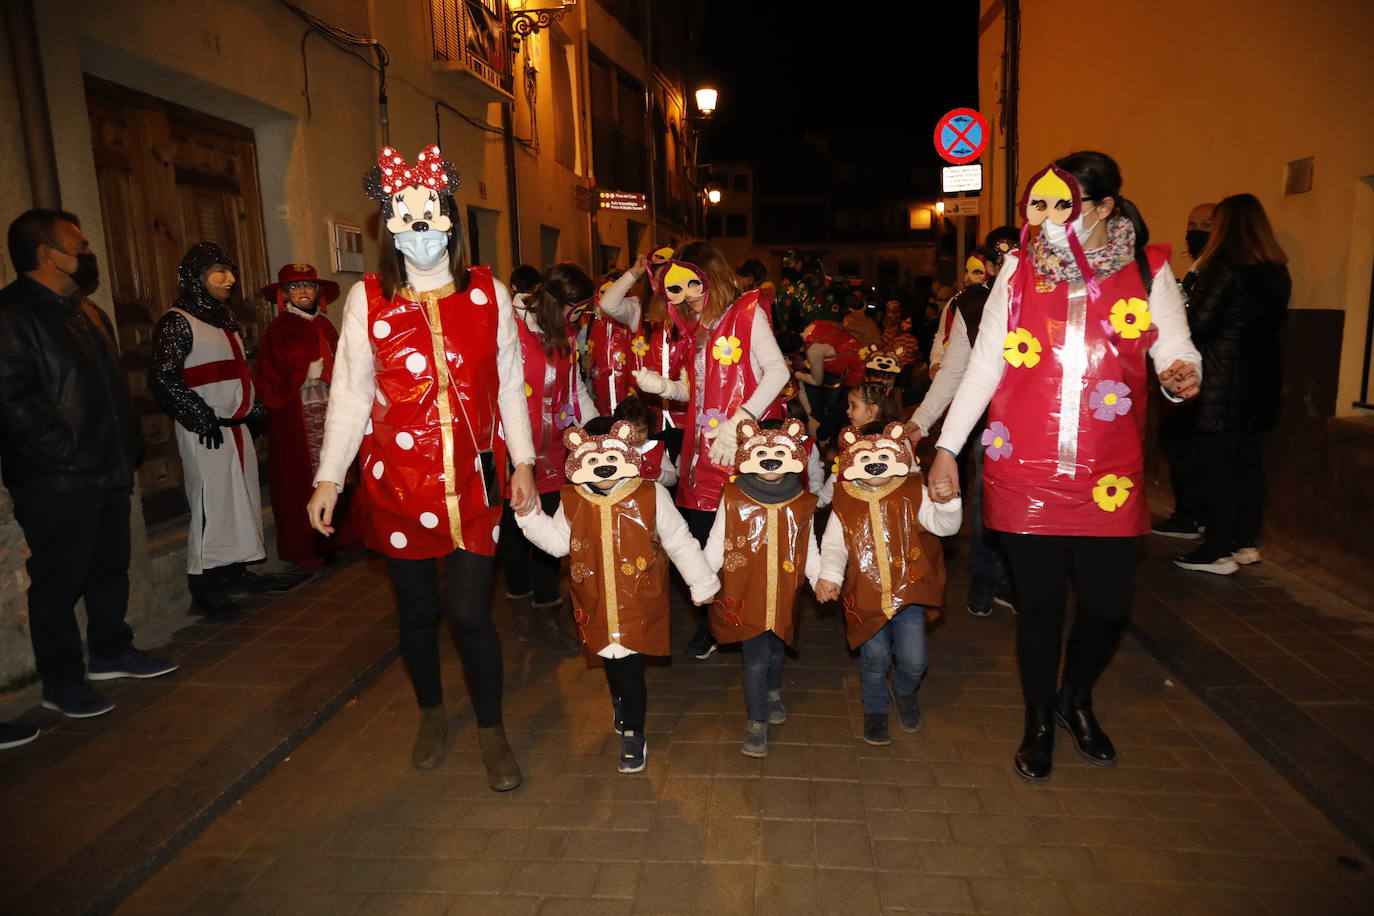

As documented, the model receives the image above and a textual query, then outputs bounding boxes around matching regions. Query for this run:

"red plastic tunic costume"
[803,320,866,386]
[359,267,508,558]
[588,312,641,415]
[672,290,779,512]
[984,245,1169,537]
[643,319,689,430]
[515,317,584,495]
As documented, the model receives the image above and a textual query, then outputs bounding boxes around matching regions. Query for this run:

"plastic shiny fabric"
[642,319,690,430]
[360,268,507,559]
[588,311,641,415]
[802,320,867,387]
[515,315,583,494]
[984,245,1170,537]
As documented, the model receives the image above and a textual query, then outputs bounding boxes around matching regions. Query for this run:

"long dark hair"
[1055,151,1153,294]
[376,196,470,298]
[527,262,593,356]
[1196,193,1288,272]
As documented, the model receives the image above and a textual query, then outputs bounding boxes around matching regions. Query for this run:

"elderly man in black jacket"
[0,209,176,729]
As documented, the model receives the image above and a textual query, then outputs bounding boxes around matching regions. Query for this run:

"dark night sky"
[695,1,980,159]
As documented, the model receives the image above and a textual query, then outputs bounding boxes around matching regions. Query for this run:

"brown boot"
[411,705,448,770]
[477,724,523,791]
[532,599,581,655]
[508,592,535,641]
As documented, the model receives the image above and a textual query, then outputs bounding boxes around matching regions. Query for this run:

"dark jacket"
[0,276,143,490]
[1187,259,1292,433]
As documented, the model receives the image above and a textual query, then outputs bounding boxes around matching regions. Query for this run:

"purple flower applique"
[980,421,1013,461]
[555,402,577,430]
[699,407,729,432]
[1090,380,1132,422]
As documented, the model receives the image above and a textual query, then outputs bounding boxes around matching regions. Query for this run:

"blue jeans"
[967,440,1007,584]
[742,630,785,722]
[858,605,928,714]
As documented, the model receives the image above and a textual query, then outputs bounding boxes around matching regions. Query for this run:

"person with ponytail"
[926,151,1201,783]
[501,262,598,652]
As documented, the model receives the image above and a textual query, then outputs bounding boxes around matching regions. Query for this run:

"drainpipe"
[643,0,657,247]
[504,98,522,267]
[1003,0,1020,223]
[5,0,61,208]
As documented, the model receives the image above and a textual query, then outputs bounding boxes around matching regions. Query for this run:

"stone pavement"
[111,555,1373,914]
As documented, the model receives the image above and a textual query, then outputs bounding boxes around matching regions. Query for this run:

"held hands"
[632,368,667,395]
[814,579,841,603]
[306,481,339,536]
[693,589,718,607]
[707,411,749,467]
[928,449,960,503]
[510,463,537,515]
[902,420,924,448]
[1160,360,1200,400]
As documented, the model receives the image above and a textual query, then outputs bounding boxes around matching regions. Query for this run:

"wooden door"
[84,76,270,524]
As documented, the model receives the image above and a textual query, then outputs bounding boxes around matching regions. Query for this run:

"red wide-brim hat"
[260,263,340,308]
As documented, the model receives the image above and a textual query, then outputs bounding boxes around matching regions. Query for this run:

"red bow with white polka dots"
[376,145,449,196]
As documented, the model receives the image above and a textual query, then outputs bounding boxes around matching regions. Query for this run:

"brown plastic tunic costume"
[829,475,947,649]
[710,482,818,647]
[561,479,672,657]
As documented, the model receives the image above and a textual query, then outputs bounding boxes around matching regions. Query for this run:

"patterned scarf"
[1030,216,1136,288]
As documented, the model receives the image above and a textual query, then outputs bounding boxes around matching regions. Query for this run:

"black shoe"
[221,569,296,595]
[686,624,717,660]
[1173,547,1238,576]
[967,576,994,617]
[1151,515,1202,539]
[191,591,243,619]
[1014,706,1054,782]
[41,682,114,719]
[88,648,179,681]
[0,722,39,750]
[1055,686,1117,766]
[862,713,892,746]
[890,687,923,732]
[618,730,647,773]
[993,581,1016,614]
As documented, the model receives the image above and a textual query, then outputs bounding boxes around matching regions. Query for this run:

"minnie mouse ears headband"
[363,145,460,202]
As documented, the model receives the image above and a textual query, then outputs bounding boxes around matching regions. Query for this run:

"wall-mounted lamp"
[695,87,718,118]
[508,0,577,51]
[706,188,722,205]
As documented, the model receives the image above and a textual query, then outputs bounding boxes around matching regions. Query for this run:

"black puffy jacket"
[1186,259,1292,433]
[0,276,143,490]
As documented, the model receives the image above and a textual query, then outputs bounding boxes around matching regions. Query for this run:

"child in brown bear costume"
[704,417,821,758]
[516,420,718,773]
[815,422,962,746]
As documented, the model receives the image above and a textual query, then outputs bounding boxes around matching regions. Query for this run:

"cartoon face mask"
[964,255,989,285]
[661,261,706,307]
[837,423,914,483]
[734,418,808,476]
[650,246,675,266]
[1022,164,1080,233]
[363,145,461,262]
[866,348,903,374]
[563,420,645,486]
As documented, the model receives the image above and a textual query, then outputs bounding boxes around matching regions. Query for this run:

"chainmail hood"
[175,241,240,330]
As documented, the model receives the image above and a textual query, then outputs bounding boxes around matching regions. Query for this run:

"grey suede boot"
[507,592,535,641]
[411,705,448,770]
[477,724,523,791]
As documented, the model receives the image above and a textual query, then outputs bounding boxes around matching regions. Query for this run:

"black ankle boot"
[1014,705,1055,782]
[1055,685,1117,765]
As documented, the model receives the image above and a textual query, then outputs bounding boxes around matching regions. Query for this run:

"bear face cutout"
[837,422,913,483]
[563,420,645,487]
[734,418,808,477]
[865,347,903,374]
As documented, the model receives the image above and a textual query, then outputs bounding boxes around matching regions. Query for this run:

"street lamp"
[706,187,721,205]
[508,1,578,51]
[935,201,945,215]
[695,87,718,118]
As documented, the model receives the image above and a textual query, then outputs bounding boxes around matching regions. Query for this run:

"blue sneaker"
[88,649,179,681]
[0,722,39,750]
[618,730,647,773]
[41,682,114,718]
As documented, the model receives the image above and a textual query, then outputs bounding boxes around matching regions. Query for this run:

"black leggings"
[386,548,504,726]
[681,508,716,629]
[499,490,563,604]
[603,654,648,733]
[1000,534,1139,707]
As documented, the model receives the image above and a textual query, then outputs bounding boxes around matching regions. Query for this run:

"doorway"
[539,224,561,269]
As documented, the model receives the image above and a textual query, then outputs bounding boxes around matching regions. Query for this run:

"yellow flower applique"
[1109,298,1152,340]
[1092,474,1133,512]
[1003,327,1043,369]
[631,336,649,357]
[712,335,743,366]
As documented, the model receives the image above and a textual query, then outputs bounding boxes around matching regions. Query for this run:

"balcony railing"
[430,0,513,98]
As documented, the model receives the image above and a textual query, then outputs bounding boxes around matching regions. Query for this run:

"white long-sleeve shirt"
[513,291,598,423]
[908,308,970,436]
[314,262,535,489]
[596,269,643,331]
[818,482,963,584]
[934,253,1202,458]
[703,488,823,589]
[515,479,718,657]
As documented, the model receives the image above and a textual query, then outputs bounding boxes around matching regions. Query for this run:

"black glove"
[246,405,268,439]
[198,425,224,449]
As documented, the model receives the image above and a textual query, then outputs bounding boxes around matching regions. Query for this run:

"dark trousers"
[1195,430,1265,556]
[499,490,562,604]
[386,548,503,726]
[187,562,247,600]
[603,653,647,733]
[965,441,1007,584]
[1159,401,1206,524]
[9,486,134,687]
[741,630,785,722]
[1000,534,1139,707]
[806,383,849,448]
[682,508,715,633]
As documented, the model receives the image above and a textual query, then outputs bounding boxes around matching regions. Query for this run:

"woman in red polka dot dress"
[307,145,536,791]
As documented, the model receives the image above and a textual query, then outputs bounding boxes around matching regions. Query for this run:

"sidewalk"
[108,558,1372,914]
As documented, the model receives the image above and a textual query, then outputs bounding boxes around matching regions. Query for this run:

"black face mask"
[58,249,100,291]
[1186,230,1210,259]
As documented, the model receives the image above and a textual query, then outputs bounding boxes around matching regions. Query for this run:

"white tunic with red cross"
[172,308,265,574]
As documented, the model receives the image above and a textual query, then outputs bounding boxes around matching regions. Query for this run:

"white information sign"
[941,164,983,193]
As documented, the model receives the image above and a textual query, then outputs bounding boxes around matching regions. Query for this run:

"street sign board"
[575,185,597,212]
[934,108,989,164]
[941,164,983,193]
[942,197,982,217]
[598,190,648,212]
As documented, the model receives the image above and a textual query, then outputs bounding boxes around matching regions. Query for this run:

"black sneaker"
[862,713,892,746]
[0,722,39,750]
[88,649,179,681]
[686,624,717,660]
[1151,516,1203,539]
[618,730,647,773]
[993,581,1016,614]
[967,576,994,617]
[890,687,923,733]
[1174,548,1238,576]
[611,695,625,736]
[222,569,297,595]
[41,682,114,719]
[191,592,242,619]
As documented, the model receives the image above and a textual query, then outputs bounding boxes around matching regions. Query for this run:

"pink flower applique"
[555,402,577,429]
[699,407,729,431]
[1089,380,1132,422]
[980,421,1013,461]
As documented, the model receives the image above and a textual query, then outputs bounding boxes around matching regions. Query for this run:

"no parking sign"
[934,108,989,164]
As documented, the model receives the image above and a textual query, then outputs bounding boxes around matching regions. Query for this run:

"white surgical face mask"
[1042,206,1101,248]
[394,228,449,270]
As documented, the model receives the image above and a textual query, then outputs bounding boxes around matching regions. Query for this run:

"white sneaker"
[1232,547,1262,566]
[1174,554,1239,576]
